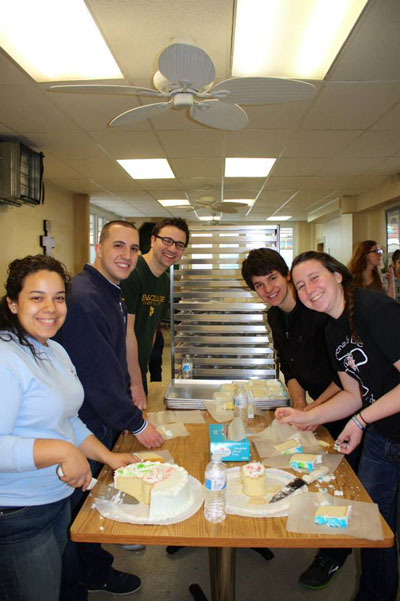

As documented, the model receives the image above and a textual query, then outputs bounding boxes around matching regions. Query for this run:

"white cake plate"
[226,467,306,518]
[94,476,203,525]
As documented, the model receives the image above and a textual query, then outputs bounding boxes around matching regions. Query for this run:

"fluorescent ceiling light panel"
[117,159,175,180]
[0,0,123,82]
[158,199,190,207]
[232,0,368,79]
[224,198,254,206]
[225,158,276,178]
[266,216,292,221]
[198,214,221,221]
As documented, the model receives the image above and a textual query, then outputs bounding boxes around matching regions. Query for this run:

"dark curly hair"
[291,251,360,343]
[0,255,71,357]
[241,248,289,290]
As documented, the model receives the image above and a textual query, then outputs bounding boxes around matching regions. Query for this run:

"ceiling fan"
[49,42,316,131]
[175,195,246,214]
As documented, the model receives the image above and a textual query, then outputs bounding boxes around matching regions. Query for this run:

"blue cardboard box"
[209,424,250,462]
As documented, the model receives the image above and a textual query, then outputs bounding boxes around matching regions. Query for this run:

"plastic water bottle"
[181,354,193,379]
[204,454,227,523]
[234,384,248,424]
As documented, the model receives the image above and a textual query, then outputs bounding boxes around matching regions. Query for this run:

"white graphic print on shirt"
[335,335,374,404]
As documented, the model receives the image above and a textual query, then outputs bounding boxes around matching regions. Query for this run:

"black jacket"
[267,302,337,400]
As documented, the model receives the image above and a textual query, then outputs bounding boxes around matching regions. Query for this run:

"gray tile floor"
[86,331,375,600]
[88,544,359,600]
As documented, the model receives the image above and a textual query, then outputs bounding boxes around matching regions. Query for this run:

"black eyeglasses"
[367,248,383,255]
[155,235,186,251]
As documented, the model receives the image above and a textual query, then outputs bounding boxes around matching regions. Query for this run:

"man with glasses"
[121,218,190,409]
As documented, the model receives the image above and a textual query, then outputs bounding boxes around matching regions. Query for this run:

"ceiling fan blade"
[190,100,248,131]
[212,77,316,105]
[109,101,173,127]
[48,84,166,97]
[158,43,215,89]
[212,203,238,214]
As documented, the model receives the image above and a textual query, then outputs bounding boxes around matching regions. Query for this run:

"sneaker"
[87,569,141,595]
[299,554,342,590]
[252,547,274,561]
[166,545,185,555]
[117,544,146,552]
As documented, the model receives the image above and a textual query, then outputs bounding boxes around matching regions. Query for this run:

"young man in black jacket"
[242,248,360,590]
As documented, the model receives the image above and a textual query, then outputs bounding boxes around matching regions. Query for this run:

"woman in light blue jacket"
[0,255,135,601]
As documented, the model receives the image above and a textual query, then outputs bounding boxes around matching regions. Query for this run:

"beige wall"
[301,177,400,262]
[0,180,76,293]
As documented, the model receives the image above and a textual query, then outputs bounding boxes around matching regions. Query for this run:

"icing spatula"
[269,465,329,503]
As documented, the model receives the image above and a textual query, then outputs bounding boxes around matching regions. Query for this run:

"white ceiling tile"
[303,82,400,130]
[89,130,165,158]
[225,130,291,157]
[283,130,363,158]
[321,156,384,176]
[342,131,400,158]
[157,130,224,158]
[369,158,400,175]
[371,103,400,131]
[272,158,329,177]
[329,0,400,81]
[32,133,108,160]
[170,158,223,178]
[0,85,81,133]
[0,0,400,221]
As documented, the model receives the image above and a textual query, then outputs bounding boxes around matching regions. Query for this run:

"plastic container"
[181,354,193,379]
[234,384,248,424]
[204,454,227,523]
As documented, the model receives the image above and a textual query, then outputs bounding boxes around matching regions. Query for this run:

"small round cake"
[240,462,268,497]
[114,461,193,520]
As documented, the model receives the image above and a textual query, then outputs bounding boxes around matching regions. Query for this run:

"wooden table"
[71,383,393,601]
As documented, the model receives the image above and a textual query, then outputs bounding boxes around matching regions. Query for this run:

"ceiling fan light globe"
[153,70,176,94]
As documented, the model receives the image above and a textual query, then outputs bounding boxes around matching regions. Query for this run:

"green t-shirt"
[121,255,169,381]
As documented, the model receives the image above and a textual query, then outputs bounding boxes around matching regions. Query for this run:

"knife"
[56,466,139,505]
[269,465,329,504]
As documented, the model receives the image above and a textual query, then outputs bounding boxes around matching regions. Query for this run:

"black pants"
[149,329,164,382]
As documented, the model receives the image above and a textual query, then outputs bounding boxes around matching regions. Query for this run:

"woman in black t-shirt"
[276,251,400,601]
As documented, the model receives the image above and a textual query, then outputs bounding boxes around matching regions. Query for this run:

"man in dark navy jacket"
[56,220,162,601]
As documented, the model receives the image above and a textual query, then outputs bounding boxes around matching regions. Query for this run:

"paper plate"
[226,467,305,518]
[94,476,203,525]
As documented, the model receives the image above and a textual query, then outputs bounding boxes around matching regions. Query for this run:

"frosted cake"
[114,462,193,520]
[240,462,268,497]
[290,454,322,471]
[314,505,351,528]
[274,438,303,455]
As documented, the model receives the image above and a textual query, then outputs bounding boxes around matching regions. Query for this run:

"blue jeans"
[354,428,399,601]
[60,424,119,601]
[0,498,70,601]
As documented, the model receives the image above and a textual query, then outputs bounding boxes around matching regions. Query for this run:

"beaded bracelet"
[352,415,366,432]
[359,411,369,425]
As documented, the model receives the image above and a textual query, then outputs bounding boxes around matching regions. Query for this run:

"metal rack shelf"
[170,224,280,380]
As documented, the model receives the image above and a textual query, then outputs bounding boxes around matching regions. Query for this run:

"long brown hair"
[348,240,383,291]
[291,251,360,343]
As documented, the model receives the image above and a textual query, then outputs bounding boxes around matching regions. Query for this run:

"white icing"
[114,461,193,520]
[242,462,265,478]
